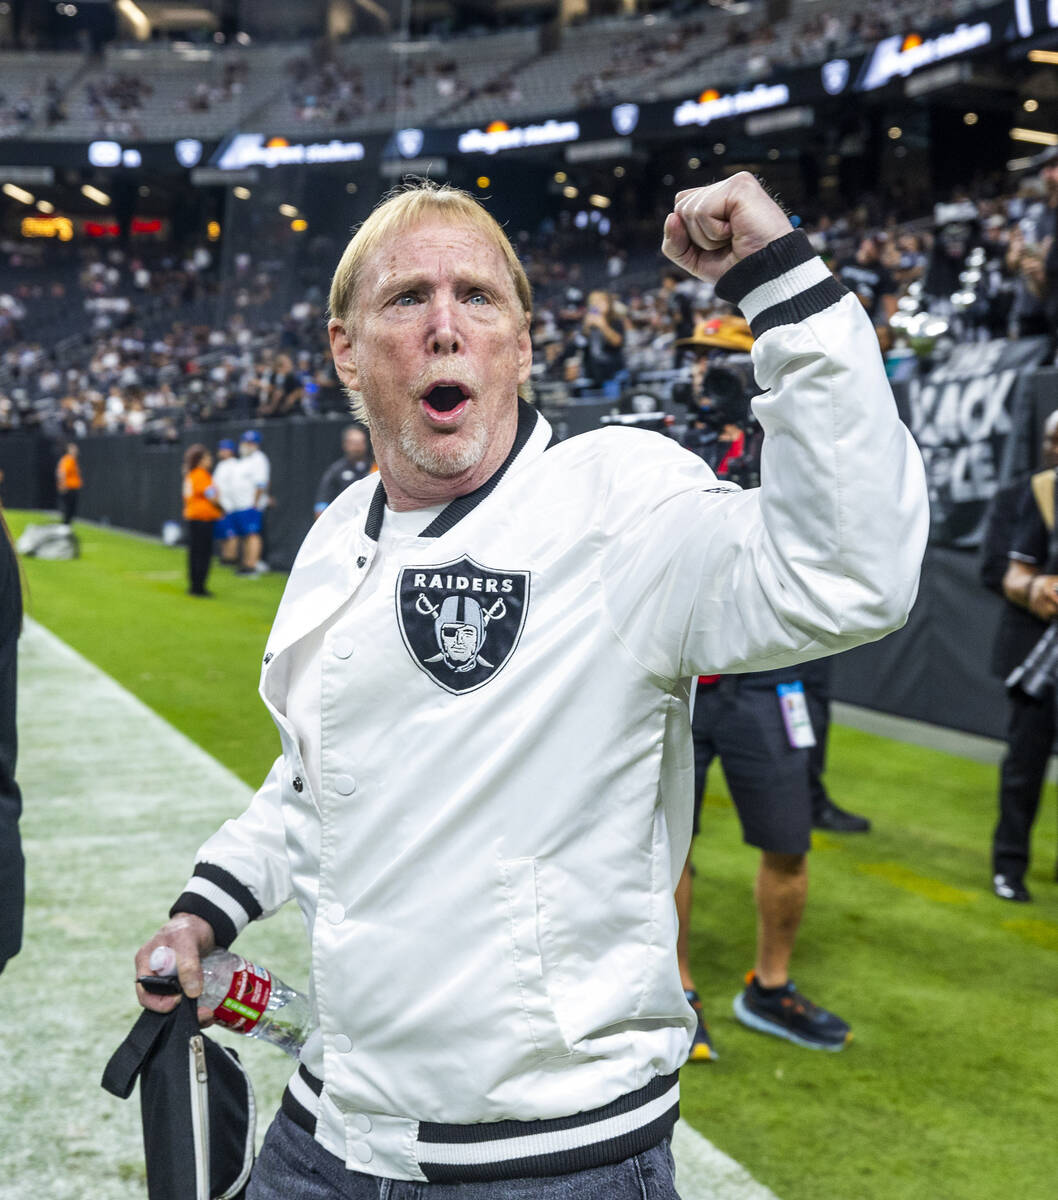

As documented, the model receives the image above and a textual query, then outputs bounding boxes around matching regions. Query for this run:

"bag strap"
[101,1009,173,1100]
[102,998,199,1100]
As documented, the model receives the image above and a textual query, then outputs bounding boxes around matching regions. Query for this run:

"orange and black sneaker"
[684,989,716,1062]
[733,971,851,1052]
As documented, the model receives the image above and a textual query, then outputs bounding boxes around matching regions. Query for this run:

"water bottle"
[149,945,313,1058]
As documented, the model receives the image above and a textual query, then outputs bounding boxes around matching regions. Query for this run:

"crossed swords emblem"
[415,593,507,669]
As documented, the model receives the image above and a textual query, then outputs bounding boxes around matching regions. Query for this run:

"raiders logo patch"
[396,556,530,695]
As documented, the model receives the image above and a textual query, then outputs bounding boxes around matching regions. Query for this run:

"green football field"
[5,511,1057,1200]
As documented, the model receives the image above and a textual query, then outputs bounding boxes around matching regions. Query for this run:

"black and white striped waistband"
[281,1067,679,1183]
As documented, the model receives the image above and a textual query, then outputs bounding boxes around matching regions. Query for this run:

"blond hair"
[329,180,534,422]
[329,179,533,327]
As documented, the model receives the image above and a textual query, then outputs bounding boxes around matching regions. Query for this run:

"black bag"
[102,995,256,1199]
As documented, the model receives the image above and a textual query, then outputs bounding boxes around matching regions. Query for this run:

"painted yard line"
[16,617,780,1200]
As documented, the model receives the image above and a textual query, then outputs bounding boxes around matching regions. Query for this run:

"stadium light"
[81,185,111,206]
[613,165,625,178]
[589,194,611,208]
[562,185,578,199]
[233,186,251,199]
[290,219,308,232]
[964,113,978,126]
[2,183,35,205]
[1010,127,1058,145]
[1024,99,1039,112]
[36,200,55,214]
[115,0,150,41]
[278,203,298,217]
[1028,49,1058,64]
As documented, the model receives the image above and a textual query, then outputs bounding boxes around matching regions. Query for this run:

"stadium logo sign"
[457,119,580,156]
[396,128,425,158]
[175,139,203,168]
[611,103,640,136]
[214,133,366,170]
[821,59,850,96]
[859,23,992,91]
[88,140,122,168]
[396,557,530,695]
[673,84,790,128]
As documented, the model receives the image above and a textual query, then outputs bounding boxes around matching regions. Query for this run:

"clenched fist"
[662,172,793,283]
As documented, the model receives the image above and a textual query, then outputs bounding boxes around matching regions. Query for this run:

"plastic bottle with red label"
[149,946,313,1058]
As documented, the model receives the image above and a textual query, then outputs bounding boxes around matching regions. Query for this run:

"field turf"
[6,511,1058,1199]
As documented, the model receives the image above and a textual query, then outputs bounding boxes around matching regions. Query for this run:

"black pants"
[60,490,78,524]
[993,689,1056,880]
[187,520,215,595]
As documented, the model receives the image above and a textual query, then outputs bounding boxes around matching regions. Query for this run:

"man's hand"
[661,172,793,283]
[1028,573,1058,621]
[135,913,216,1024]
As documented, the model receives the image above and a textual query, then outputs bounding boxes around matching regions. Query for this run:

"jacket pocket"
[499,856,571,1062]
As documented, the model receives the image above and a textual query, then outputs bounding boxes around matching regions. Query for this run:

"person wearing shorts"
[676,664,852,1054]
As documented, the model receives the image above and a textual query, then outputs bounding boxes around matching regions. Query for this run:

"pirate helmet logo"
[821,59,850,96]
[397,556,530,694]
[396,127,424,159]
[611,103,640,136]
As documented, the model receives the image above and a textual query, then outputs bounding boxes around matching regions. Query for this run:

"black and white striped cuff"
[715,229,847,338]
[282,1067,678,1183]
[170,862,263,948]
[281,1064,324,1135]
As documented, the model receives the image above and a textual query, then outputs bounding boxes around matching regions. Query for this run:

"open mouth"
[421,382,470,422]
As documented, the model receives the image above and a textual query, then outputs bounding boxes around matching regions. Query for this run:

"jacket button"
[332,637,354,660]
[263,652,273,664]
[351,1140,372,1163]
[325,902,344,925]
[352,1113,372,1134]
[335,774,356,796]
[334,1034,353,1054]
[292,776,304,793]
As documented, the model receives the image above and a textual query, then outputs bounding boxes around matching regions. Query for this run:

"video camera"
[1006,620,1058,700]
[675,354,761,489]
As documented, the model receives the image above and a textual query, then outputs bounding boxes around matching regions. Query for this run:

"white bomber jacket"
[172,232,929,1183]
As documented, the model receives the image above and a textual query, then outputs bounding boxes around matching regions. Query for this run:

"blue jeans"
[247,1110,682,1199]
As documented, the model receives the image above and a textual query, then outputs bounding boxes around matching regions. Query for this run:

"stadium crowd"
[2,151,1056,443]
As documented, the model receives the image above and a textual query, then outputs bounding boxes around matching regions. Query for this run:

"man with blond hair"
[136,176,928,1197]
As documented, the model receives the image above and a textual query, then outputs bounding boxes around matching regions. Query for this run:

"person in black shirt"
[0,503,23,976]
[837,235,898,328]
[313,425,373,520]
[579,288,626,390]
[986,412,1058,901]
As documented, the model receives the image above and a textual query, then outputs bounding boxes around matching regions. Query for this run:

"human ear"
[328,319,358,391]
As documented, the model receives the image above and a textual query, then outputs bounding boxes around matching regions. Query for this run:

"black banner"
[908,337,1051,548]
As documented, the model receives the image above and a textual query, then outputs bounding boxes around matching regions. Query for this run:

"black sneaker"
[993,874,1031,902]
[733,973,851,1051]
[813,799,871,833]
[684,989,716,1062]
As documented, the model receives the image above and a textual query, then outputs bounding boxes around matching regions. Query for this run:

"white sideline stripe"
[672,1120,781,1200]
[18,617,781,1200]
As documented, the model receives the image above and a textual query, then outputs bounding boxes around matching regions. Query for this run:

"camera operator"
[675,315,759,486]
[984,411,1058,902]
